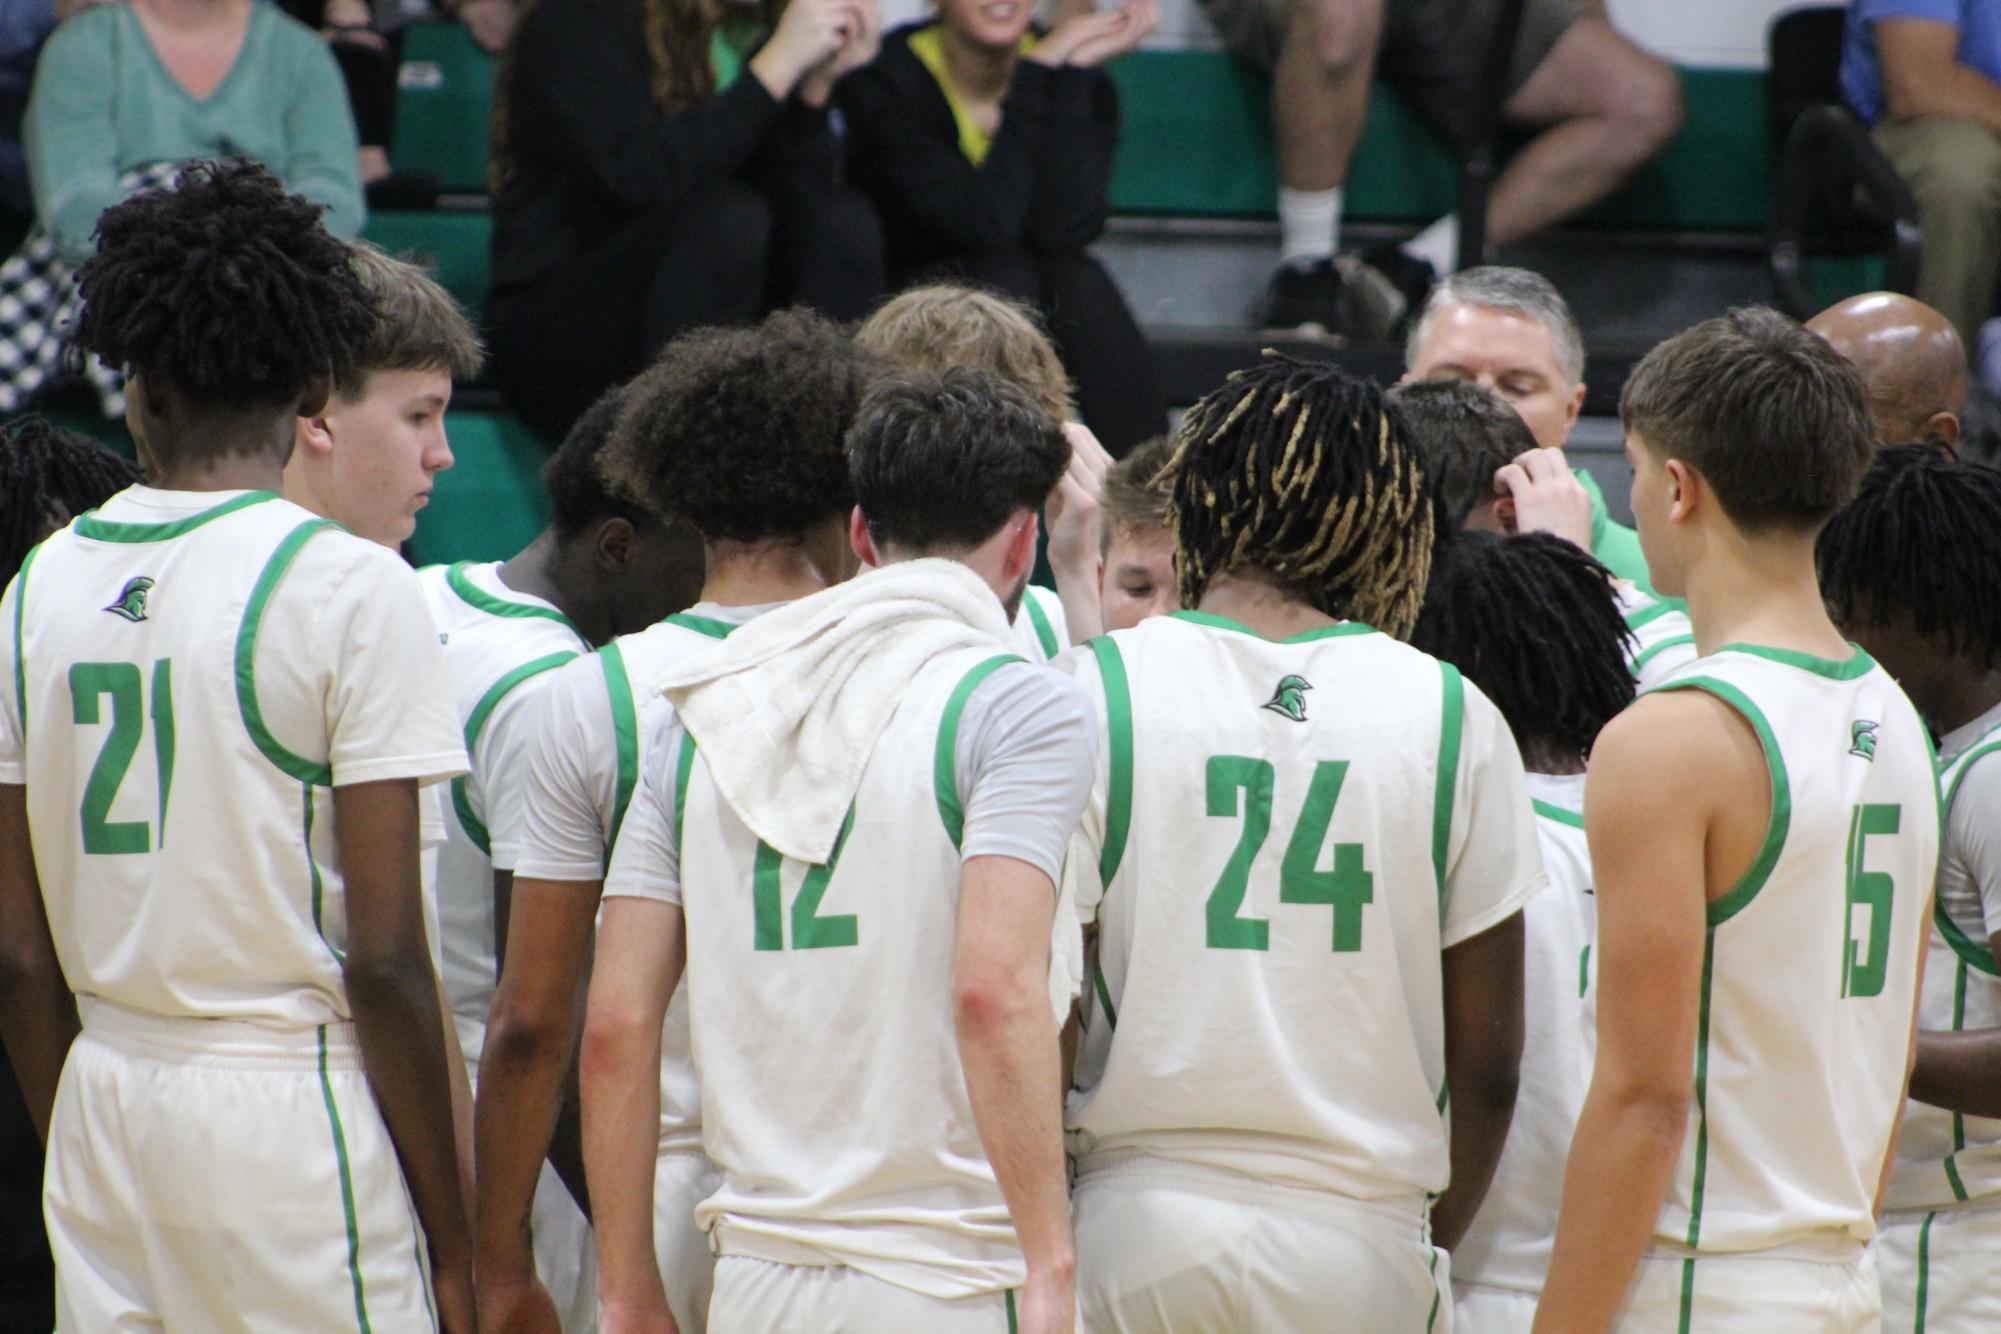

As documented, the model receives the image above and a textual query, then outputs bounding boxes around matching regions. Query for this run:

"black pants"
[931,248,1167,457]
[489,181,885,441]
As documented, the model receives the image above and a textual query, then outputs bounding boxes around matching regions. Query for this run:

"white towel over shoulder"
[654,559,1016,864]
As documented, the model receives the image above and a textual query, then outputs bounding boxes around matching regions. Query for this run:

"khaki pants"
[1874,115,2001,347]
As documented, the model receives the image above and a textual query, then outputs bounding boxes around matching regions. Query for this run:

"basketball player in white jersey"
[1817,446,2001,1332]
[1536,309,1939,1333]
[476,312,879,1334]
[0,163,476,1329]
[584,368,1090,1333]
[1410,530,1638,1332]
[1063,358,1544,1331]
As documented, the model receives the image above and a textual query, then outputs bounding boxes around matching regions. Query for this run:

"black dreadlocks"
[0,417,141,588]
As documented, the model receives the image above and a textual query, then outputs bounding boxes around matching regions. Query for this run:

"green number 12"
[70,660,175,856]
[1205,755,1373,952]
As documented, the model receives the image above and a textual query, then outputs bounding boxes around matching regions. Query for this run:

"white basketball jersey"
[1888,715,2001,1213]
[2,489,465,1028]
[1453,772,1596,1295]
[677,644,1032,1300]
[416,561,587,1073]
[1647,644,1937,1252]
[1615,584,1697,689]
[1062,611,1545,1201]
[1012,583,1066,663]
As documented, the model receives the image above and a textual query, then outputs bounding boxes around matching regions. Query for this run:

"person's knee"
[1615,49,1685,156]
[695,182,775,272]
[1890,118,2001,215]
[1293,0,1382,76]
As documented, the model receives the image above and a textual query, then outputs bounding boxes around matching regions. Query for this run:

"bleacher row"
[62,23,1874,568]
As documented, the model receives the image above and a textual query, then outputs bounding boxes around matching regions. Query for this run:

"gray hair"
[1406,265,1586,388]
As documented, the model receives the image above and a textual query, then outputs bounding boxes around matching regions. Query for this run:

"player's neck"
[1680,529,1851,662]
[1197,575,1337,641]
[701,536,838,608]
[1931,667,2001,738]
[150,450,285,493]
[499,528,604,635]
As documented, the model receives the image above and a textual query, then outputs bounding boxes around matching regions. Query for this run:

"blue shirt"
[1844,0,2001,124]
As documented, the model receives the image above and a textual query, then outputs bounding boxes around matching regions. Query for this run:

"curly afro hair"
[73,158,376,414]
[600,309,877,543]
[542,385,650,538]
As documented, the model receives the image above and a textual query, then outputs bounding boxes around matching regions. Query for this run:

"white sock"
[1402,215,1460,275]
[1278,187,1342,268]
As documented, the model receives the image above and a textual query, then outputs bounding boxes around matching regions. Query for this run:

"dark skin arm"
[1907,929,2001,1118]
[336,778,475,1334]
[1429,911,1525,1251]
[0,783,77,1141]
[490,864,591,1211]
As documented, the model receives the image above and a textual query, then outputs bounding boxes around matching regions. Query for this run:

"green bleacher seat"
[409,409,553,565]
[391,21,499,194]
[359,209,494,327]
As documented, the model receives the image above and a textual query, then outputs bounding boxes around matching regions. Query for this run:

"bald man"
[1808,291,1967,448]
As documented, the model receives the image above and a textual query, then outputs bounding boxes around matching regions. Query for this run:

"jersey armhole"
[451,650,579,854]
[235,519,342,786]
[1024,589,1060,658]
[1647,675,1792,927]
[933,653,1028,850]
[601,643,639,854]
[1939,740,2001,977]
[1429,663,1464,910]
[1085,635,1132,892]
[10,543,39,740]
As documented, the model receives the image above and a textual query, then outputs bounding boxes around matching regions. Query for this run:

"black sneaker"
[1350,245,1440,339]
[1260,258,1348,338]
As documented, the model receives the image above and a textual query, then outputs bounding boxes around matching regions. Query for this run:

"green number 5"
[1204,755,1373,952]
[70,660,175,856]
[1841,802,1901,999]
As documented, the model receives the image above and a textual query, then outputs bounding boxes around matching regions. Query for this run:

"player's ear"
[1928,411,1962,453]
[295,408,335,459]
[1664,458,1697,524]
[594,516,637,571]
[1003,510,1039,583]
[850,506,880,569]
[1565,381,1587,434]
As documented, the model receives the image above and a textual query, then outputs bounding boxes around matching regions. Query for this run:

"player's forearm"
[580,1000,669,1308]
[0,954,77,1143]
[1911,1028,2001,1111]
[476,969,587,1274]
[1433,916,1524,1251]
[1431,1056,1518,1250]
[1052,569,1104,644]
[1887,59,2001,137]
[1532,1086,1687,1334]
[437,975,476,1213]
[956,968,1075,1279]
[347,950,475,1275]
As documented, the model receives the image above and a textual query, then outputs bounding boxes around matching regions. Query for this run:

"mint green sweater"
[23,3,362,264]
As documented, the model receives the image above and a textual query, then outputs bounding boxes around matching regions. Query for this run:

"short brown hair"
[1621,307,1875,533]
[1387,379,1536,530]
[1100,434,1174,553]
[856,285,1074,425]
[337,242,484,399]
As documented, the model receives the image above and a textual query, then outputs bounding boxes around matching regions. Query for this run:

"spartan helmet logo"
[1849,720,1879,761]
[103,577,155,623]
[1261,674,1313,723]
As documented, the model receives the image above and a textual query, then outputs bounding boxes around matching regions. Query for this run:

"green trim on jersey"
[1091,955,1118,1030]
[303,783,344,965]
[673,730,696,846]
[1685,930,1719,1253]
[1023,590,1060,658]
[317,1024,375,1333]
[12,543,37,738]
[1006,1288,1019,1333]
[1936,740,2001,977]
[602,643,640,853]
[1650,675,1792,927]
[72,490,281,543]
[1623,596,1679,631]
[1946,959,1974,1201]
[1677,1256,1697,1334]
[1712,641,1875,681]
[151,658,175,845]
[1532,798,1584,830]
[1630,634,1696,678]
[934,654,1027,849]
[452,651,581,854]
[236,520,341,786]
[443,561,583,636]
[1430,664,1465,902]
[664,612,737,641]
[1916,1210,1937,1328]
[1168,609,1376,643]
[1088,635,1134,891]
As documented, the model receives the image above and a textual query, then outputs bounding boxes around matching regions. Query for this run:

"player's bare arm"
[336,777,478,1334]
[580,894,683,1334]
[476,873,600,1333]
[954,853,1076,1334]
[1431,910,1525,1250]
[1046,421,1113,642]
[1914,922,2001,1115]
[1535,691,1761,1333]
[0,782,77,1140]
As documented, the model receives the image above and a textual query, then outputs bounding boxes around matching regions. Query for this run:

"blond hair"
[1100,433,1174,553]
[856,285,1074,425]
[339,242,484,398]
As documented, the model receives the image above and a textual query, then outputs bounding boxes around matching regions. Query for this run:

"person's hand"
[797,0,880,105]
[458,0,519,53]
[479,1269,562,1334]
[1045,421,1111,585]
[1493,446,1594,550]
[1027,7,1127,66]
[753,0,860,99]
[431,1259,480,1334]
[1062,0,1155,66]
[599,1292,680,1334]
[1014,1265,1078,1334]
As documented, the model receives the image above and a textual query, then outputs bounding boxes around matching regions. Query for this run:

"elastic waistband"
[1648,1230,1867,1266]
[79,997,360,1072]
[1074,1154,1431,1233]
[710,1222,842,1268]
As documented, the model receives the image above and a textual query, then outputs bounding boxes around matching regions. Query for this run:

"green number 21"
[70,660,176,855]
[1205,755,1372,952]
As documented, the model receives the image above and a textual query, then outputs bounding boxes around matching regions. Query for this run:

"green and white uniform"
[1616,583,1697,690]
[513,602,778,1332]
[416,559,596,1333]
[1879,700,2001,1334]
[1012,582,1068,662]
[603,646,1093,1331]
[1452,774,1595,1333]
[1058,610,1546,1332]
[0,488,466,1330]
[1615,644,1937,1333]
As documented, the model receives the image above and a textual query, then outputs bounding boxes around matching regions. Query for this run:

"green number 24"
[1205,755,1372,952]
[70,660,176,855]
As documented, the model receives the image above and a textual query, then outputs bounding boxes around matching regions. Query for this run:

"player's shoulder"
[970,655,1093,725]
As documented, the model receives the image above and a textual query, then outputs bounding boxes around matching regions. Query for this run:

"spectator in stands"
[0,0,362,415]
[1205,0,1681,338]
[1843,0,2001,349]
[1808,291,1967,449]
[486,0,887,442]
[0,0,113,242]
[1402,265,1656,592]
[839,0,1168,454]
[277,0,439,208]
